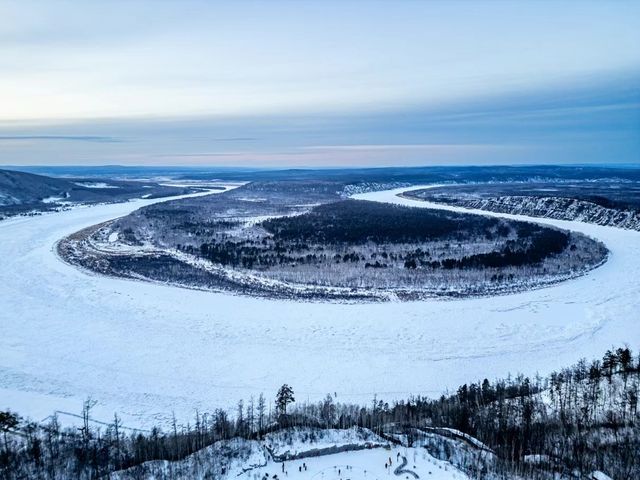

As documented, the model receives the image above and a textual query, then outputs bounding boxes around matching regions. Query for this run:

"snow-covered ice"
[1,185,639,429]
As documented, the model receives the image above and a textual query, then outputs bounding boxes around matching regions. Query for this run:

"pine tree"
[603,349,617,378]
[275,384,295,415]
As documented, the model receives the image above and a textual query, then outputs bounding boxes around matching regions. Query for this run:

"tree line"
[2,348,638,479]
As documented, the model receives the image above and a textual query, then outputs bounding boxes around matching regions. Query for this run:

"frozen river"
[1,185,638,429]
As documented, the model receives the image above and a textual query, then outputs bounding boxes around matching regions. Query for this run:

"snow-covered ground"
[110,428,468,480]
[74,181,120,189]
[241,445,468,480]
[1,185,639,429]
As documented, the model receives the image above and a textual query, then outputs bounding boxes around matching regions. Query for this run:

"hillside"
[406,182,640,231]
[1,348,636,479]
[0,168,78,206]
[0,168,204,219]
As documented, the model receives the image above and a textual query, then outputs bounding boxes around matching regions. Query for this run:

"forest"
[174,198,604,297]
[262,200,508,244]
[261,200,572,269]
[191,199,575,273]
[2,346,638,479]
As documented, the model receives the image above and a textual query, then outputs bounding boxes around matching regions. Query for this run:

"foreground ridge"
[1,347,637,479]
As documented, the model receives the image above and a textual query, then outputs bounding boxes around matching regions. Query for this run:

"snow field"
[244,446,468,480]
[109,427,469,480]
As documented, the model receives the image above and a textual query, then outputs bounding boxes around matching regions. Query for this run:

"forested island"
[58,180,607,300]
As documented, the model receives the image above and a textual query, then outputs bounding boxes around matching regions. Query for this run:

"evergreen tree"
[275,384,295,415]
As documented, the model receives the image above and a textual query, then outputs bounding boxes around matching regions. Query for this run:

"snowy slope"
[110,432,468,480]
[109,437,267,480]
[1,185,639,429]
[428,194,640,231]
[242,446,469,480]
[0,169,76,206]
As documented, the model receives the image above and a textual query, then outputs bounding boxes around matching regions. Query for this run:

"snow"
[590,472,613,480]
[75,182,120,188]
[41,195,64,203]
[240,446,469,480]
[110,437,267,480]
[110,431,469,480]
[1,185,640,430]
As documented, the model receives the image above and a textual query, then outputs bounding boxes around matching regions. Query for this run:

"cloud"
[0,135,120,143]
[0,72,637,166]
[212,137,257,142]
[2,2,640,121]
[301,144,517,151]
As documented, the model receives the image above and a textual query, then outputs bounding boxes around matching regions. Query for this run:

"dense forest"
[186,198,602,295]
[262,200,507,244]
[261,200,572,269]
[2,347,638,479]
[193,199,574,272]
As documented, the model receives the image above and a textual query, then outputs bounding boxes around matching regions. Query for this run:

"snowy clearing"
[110,430,469,480]
[237,445,469,480]
[1,185,639,429]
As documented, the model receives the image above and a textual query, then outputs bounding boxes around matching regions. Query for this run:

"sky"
[0,0,639,167]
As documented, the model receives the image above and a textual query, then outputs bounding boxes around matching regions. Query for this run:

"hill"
[0,168,203,219]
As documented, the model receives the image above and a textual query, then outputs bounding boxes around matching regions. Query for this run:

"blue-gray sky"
[0,0,638,166]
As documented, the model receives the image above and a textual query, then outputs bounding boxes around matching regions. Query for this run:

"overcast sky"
[1,0,638,167]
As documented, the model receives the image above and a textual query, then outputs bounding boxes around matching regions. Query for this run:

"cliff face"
[445,195,640,231]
